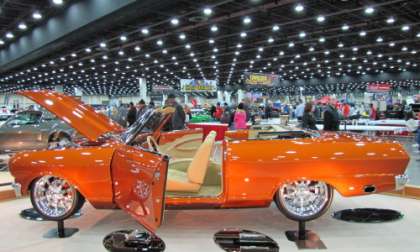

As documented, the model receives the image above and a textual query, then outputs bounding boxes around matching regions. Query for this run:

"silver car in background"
[0,110,74,170]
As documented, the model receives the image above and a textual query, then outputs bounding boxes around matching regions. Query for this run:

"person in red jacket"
[213,102,224,120]
[342,102,351,119]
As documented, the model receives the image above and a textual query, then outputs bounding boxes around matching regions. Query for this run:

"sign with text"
[180,79,217,92]
[367,83,392,92]
[244,73,279,86]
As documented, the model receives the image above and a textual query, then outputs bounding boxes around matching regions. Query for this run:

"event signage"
[180,79,217,92]
[153,85,174,92]
[367,83,392,92]
[244,73,279,86]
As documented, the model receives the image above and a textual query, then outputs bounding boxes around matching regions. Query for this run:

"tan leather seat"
[166,131,217,192]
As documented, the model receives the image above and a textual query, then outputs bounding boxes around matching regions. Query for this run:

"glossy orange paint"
[18,90,123,141]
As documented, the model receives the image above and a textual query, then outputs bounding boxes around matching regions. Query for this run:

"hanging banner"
[153,85,174,92]
[244,72,279,86]
[180,79,217,92]
[367,83,391,92]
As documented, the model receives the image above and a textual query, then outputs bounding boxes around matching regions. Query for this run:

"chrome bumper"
[395,174,409,191]
[11,182,22,198]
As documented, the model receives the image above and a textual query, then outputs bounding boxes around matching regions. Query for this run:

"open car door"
[111,145,168,233]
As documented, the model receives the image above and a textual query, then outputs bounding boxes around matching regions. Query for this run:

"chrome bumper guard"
[11,182,22,198]
[395,174,409,191]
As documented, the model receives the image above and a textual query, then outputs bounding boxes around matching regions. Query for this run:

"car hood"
[18,90,123,141]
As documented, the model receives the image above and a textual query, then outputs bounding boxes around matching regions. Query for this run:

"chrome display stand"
[214,229,279,252]
[285,221,326,249]
[333,208,403,223]
[103,230,165,252]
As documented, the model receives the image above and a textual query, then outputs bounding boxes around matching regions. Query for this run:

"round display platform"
[333,208,403,223]
[214,229,279,252]
[20,208,82,221]
[103,230,165,252]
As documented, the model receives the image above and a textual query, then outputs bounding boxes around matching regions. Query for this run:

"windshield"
[121,109,164,144]
[6,111,42,126]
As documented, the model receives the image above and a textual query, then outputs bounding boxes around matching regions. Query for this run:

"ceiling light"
[209,39,215,44]
[389,42,395,47]
[268,37,274,43]
[32,11,42,19]
[141,28,149,35]
[342,24,349,31]
[120,35,127,41]
[134,46,141,51]
[5,32,14,39]
[52,0,64,5]
[240,32,247,38]
[272,25,280,31]
[179,33,186,40]
[243,17,252,24]
[376,37,383,43]
[416,33,420,38]
[317,15,325,23]
[359,31,367,37]
[288,42,295,47]
[0,40,4,45]
[299,31,306,38]
[338,42,344,47]
[18,22,27,30]
[170,18,179,25]
[386,17,395,24]
[364,6,375,15]
[203,7,212,16]
[294,3,304,12]
[100,42,106,48]
[210,25,218,32]
[401,25,410,31]
[85,48,91,53]
[319,37,325,43]
[156,39,163,46]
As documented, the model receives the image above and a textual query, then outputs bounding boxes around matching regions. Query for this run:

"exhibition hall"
[0,0,419,251]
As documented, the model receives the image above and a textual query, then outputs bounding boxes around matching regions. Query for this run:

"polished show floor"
[0,194,420,252]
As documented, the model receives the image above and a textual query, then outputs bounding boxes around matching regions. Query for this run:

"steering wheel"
[147,135,161,153]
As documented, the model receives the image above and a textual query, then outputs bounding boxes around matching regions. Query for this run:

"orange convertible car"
[10,90,409,233]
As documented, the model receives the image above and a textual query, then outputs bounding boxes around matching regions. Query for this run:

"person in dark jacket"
[323,102,340,131]
[126,102,137,126]
[136,99,147,119]
[166,93,186,130]
[302,102,318,130]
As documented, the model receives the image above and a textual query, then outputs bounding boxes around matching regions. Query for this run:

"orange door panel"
[111,145,169,233]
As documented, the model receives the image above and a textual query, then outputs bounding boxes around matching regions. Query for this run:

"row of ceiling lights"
[0,0,65,46]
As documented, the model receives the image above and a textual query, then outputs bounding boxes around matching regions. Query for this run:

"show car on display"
[0,109,76,170]
[9,90,409,233]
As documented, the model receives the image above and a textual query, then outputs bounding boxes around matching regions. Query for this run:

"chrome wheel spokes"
[280,180,329,218]
[33,176,76,218]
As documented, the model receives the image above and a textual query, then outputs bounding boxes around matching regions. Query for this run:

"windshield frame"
[5,110,42,126]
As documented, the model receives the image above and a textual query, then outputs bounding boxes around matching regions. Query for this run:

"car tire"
[274,180,333,222]
[30,176,85,221]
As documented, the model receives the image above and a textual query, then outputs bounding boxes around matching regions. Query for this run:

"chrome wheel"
[276,180,333,221]
[32,176,77,219]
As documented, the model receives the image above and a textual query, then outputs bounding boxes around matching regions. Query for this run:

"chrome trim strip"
[11,182,22,198]
[395,174,409,191]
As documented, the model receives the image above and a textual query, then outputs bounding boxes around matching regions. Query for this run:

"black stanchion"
[44,219,79,238]
[285,220,326,249]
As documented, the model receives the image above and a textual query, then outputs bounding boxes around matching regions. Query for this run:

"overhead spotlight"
[5,32,14,39]
[85,48,91,53]
[141,28,149,35]
[120,35,127,41]
[359,31,367,37]
[203,7,212,16]
[32,11,42,20]
[18,22,27,30]
[243,16,252,24]
[364,6,375,15]
[99,42,106,48]
[170,18,179,25]
[294,3,304,12]
[156,39,163,46]
[272,25,280,31]
[319,37,325,43]
[299,31,306,38]
[240,32,247,38]
[288,42,295,47]
[341,24,349,31]
[316,15,325,23]
[210,25,218,32]
[52,0,64,5]
[268,37,274,43]
[179,33,186,40]
[376,37,383,43]
[0,40,4,45]
[386,17,395,24]
[401,25,410,31]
